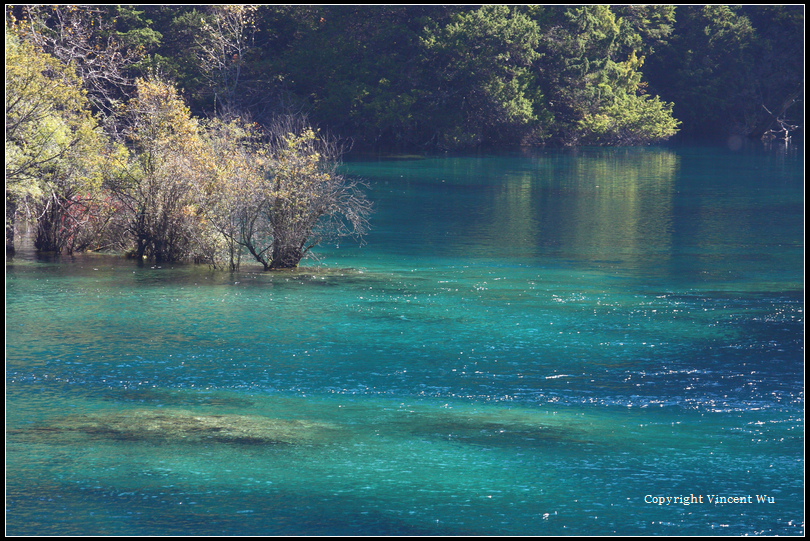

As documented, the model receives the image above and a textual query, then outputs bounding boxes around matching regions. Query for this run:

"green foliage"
[6,29,90,194]
[612,5,676,57]
[645,5,803,138]
[270,6,446,148]
[577,92,680,146]
[538,5,680,145]
[143,5,273,118]
[10,5,803,151]
[5,24,113,252]
[7,5,158,124]
[645,6,755,137]
[420,5,542,148]
[108,5,162,50]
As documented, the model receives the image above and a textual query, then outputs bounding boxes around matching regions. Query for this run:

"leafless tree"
[14,5,145,137]
[196,5,259,117]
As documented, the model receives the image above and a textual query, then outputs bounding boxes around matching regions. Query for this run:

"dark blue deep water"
[6,143,804,535]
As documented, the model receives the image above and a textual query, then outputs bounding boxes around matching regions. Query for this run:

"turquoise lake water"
[6,143,804,535]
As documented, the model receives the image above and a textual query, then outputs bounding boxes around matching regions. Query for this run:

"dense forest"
[5,5,804,265]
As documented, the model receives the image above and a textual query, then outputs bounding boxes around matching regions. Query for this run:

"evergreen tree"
[537,5,680,145]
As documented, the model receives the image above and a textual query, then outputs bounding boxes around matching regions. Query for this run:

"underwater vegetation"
[12,409,346,446]
[10,400,591,450]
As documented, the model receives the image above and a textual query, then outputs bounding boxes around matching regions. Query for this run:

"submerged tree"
[5,24,112,254]
[211,116,372,270]
[105,78,218,263]
[100,79,369,268]
[197,117,263,270]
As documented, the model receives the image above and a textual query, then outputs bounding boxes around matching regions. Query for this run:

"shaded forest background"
[4,5,804,267]
[8,5,805,150]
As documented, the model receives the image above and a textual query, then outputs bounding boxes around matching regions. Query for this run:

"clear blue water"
[6,143,804,535]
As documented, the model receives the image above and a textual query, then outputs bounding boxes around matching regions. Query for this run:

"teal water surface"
[6,143,804,535]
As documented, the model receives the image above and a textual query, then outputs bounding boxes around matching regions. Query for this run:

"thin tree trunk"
[6,196,18,255]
